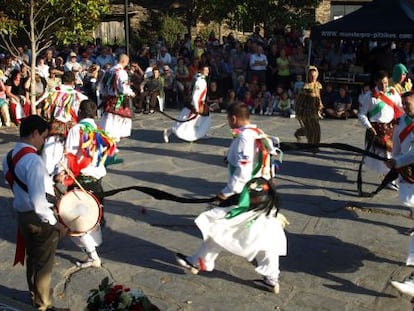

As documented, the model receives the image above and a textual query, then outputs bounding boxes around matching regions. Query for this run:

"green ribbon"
[115,93,124,110]
[368,100,385,117]
[225,147,263,219]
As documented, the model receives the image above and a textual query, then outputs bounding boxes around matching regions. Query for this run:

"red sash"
[399,116,414,143]
[374,90,404,119]
[5,147,37,266]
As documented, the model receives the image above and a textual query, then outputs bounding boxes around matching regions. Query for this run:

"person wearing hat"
[294,65,324,153]
[64,52,83,88]
[391,63,413,95]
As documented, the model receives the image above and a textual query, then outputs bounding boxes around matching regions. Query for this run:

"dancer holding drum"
[58,99,116,268]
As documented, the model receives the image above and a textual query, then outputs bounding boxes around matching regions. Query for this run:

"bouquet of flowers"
[85,277,160,311]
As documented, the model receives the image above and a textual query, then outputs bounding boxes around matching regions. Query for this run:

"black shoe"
[134,109,143,114]
[143,110,149,114]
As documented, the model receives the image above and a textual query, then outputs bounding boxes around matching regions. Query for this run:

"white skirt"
[195,207,287,261]
[99,112,132,142]
[173,107,211,142]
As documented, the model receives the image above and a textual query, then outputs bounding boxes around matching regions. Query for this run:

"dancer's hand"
[385,159,396,169]
[369,127,377,136]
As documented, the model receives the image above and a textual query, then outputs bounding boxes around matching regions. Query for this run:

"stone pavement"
[0,110,414,311]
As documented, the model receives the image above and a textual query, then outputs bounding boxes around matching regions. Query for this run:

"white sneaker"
[175,252,199,274]
[254,277,280,294]
[391,277,414,296]
[386,182,399,191]
[76,258,101,268]
[163,129,170,143]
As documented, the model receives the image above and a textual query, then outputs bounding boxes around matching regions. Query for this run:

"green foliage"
[159,15,186,47]
[0,0,109,46]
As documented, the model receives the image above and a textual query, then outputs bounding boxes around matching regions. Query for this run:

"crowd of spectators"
[1,25,414,127]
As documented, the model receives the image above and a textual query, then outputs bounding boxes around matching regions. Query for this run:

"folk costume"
[41,84,87,175]
[391,114,414,266]
[176,124,287,292]
[99,63,135,142]
[358,85,402,175]
[392,63,413,95]
[64,118,116,268]
[294,66,323,150]
[163,72,211,142]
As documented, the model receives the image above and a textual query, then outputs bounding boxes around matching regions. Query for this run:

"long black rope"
[100,142,396,203]
[279,141,396,197]
[157,110,209,123]
[103,185,216,203]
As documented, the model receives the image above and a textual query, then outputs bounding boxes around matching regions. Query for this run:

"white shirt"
[358,86,402,128]
[2,143,57,225]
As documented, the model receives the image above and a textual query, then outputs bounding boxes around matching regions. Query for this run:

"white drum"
[57,189,102,236]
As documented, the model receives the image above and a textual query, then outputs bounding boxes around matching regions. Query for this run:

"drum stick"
[58,161,87,194]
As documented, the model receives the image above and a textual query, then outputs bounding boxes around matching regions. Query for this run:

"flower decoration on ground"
[86,277,160,311]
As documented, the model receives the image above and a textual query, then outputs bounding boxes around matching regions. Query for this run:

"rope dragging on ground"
[157,110,207,123]
[103,185,216,203]
[280,142,396,197]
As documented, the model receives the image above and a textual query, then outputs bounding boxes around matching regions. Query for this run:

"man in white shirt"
[2,115,67,311]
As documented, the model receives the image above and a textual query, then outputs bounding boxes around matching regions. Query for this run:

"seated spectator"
[242,90,254,113]
[174,57,190,107]
[235,75,248,100]
[321,83,336,117]
[138,67,164,114]
[222,89,237,111]
[206,80,224,112]
[258,83,272,115]
[293,73,305,96]
[276,90,293,117]
[5,69,30,124]
[325,85,351,119]
[162,65,178,108]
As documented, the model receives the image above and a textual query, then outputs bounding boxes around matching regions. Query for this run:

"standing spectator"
[229,41,248,89]
[2,115,68,311]
[276,49,291,90]
[248,44,268,86]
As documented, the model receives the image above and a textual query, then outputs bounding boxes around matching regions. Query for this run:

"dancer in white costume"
[63,100,116,268]
[358,70,403,190]
[41,71,87,175]
[163,65,211,143]
[175,102,287,294]
[99,54,135,142]
[388,92,414,296]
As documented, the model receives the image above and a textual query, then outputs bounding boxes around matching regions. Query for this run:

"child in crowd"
[222,89,238,112]
[293,74,305,95]
[276,90,293,117]
[242,90,255,113]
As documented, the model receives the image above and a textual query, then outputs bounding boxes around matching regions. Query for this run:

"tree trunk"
[30,0,37,115]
